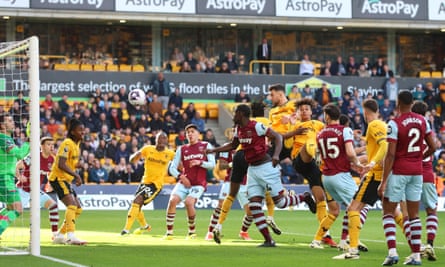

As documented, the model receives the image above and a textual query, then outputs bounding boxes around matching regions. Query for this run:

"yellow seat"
[94,64,106,71]
[120,64,132,72]
[133,64,145,72]
[66,64,79,71]
[80,64,93,71]
[419,71,431,78]
[208,109,219,119]
[431,71,442,78]
[107,64,119,72]
[196,108,207,118]
[53,63,67,71]
[194,103,206,110]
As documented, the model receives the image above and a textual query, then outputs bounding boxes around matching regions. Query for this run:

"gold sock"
[348,211,361,248]
[316,201,327,223]
[265,191,275,217]
[137,210,148,227]
[315,213,336,241]
[124,203,140,231]
[65,205,77,233]
[218,196,234,224]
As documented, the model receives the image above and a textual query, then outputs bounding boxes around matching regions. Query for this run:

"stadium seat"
[431,71,442,78]
[66,64,80,71]
[107,64,119,72]
[208,109,219,119]
[80,64,93,71]
[419,71,431,78]
[94,64,106,71]
[168,134,178,148]
[120,64,132,72]
[194,103,206,110]
[53,63,67,71]
[196,108,207,118]
[132,64,145,72]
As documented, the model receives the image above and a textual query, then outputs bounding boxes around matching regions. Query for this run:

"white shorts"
[246,161,283,199]
[18,188,55,209]
[170,183,205,202]
[384,174,422,202]
[421,182,438,210]
[218,182,248,207]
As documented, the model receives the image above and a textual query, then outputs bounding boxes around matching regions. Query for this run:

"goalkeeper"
[0,114,30,237]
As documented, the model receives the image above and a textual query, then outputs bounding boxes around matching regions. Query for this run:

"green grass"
[0,209,443,267]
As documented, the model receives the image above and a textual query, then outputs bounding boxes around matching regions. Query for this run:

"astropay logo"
[361,0,419,18]
[205,0,266,14]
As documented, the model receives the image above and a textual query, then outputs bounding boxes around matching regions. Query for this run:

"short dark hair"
[411,101,428,116]
[268,83,285,92]
[323,103,341,120]
[40,136,54,145]
[398,90,413,106]
[235,104,251,118]
[363,99,378,113]
[296,98,315,109]
[339,114,350,126]
[251,102,265,117]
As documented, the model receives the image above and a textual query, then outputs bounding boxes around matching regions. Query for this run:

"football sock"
[360,205,370,226]
[166,213,176,233]
[137,211,148,228]
[348,210,361,249]
[241,215,253,232]
[208,207,221,232]
[409,218,422,253]
[249,201,272,242]
[316,200,327,222]
[315,213,336,241]
[426,212,438,246]
[218,195,234,224]
[187,215,196,234]
[0,210,20,236]
[265,192,275,217]
[341,213,348,240]
[124,203,140,231]
[65,205,77,233]
[382,214,397,250]
[48,202,59,233]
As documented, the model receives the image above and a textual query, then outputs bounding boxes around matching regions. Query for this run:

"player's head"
[155,131,168,147]
[362,99,379,123]
[0,114,14,133]
[40,136,54,154]
[251,102,265,118]
[397,90,413,108]
[185,124,200,144]
[411,100,428,116]
[67,118,85,142]
[339,114,350,127]
[296,98,314,121]
[268,84,286,106]
[323,103,340,123]
[234,104,251,124]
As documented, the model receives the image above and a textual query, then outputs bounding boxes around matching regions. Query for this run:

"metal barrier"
[249,60,320,76]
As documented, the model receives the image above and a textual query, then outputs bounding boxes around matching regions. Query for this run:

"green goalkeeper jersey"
[0,133,30,188]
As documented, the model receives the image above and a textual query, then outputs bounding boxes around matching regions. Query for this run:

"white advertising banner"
[57,194,153,211]
[0,0,29,8]
[115,0,196,14]
[428,0,445,20]
[276,0,352,18]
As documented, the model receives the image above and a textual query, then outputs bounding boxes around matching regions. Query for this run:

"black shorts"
[269,142,292,160]
[135,183,161,205]
[292,154,322,188]
[50,178,77,200]
[230,150,248,184]
[353,173,381,206]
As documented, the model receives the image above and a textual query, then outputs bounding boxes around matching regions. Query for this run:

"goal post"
[0,36,40,256]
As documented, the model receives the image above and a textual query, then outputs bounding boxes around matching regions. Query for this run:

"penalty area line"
[37,254,89,267]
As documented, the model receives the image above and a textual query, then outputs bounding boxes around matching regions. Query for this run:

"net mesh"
[0,39,32,254]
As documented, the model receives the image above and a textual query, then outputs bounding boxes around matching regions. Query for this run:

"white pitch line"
[37,254,89,267]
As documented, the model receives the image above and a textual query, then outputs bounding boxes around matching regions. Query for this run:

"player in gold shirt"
[282,98,336,246]
[121,131,175,235]
[49,118,86,245]
[334,99,389,259]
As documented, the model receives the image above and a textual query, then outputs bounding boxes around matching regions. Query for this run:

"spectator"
[175,129,188,147]
[425,82,437,111]
[314,83,333,106]
[102,157,114,174]
[234,90,251,103]
[301,84,314,99]
[164,103,181,123]
[257,38,271,74]
[170,47,184,63]
[218,62,231,73]
[299,53,314,75]
[176,112,190,131]
[204,60,216,73]
[109,165,126,184]
[151,72,170,109]
[384,76,398,107]
[184,102,196,120]
[163,114,177,134]
[190,112,206,134]
[346,56,359,75]
[361,57,372,71]
[222,52,238,74]
[168,87,183,111]
[114,142,130,165]
[88,159,109,184]
[14,90,28,112]
[117,86,128,102]
[203,128,220,148]
[95,139,107,159]
[320,60,332,76]
[148,94,163,118]
[105,137,119,163]
[184,52,198,71]
[412,84,426,101]
[376,91,385,107]
[52,125,66,142]
[80,108,97,132]
[330,55,347,76]
[288,85,302,101]
[119,101,131,128]
[41,93,55,110]
[179,61,192,72]
[340,92,352,114]
[379,99,394,121]
[373,57,385,77]
[357,64,371,77]
[149,112,164,133]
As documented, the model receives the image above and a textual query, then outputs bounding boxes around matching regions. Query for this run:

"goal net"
[0,36,40,256]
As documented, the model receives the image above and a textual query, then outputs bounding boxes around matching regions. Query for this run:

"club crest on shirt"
[246,130,253,137]
[387,125,392,135]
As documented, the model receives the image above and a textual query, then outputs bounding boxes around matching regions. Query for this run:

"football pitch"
[1,209,443,267]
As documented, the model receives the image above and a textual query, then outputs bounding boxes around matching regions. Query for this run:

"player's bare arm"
[266,128,283,167]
